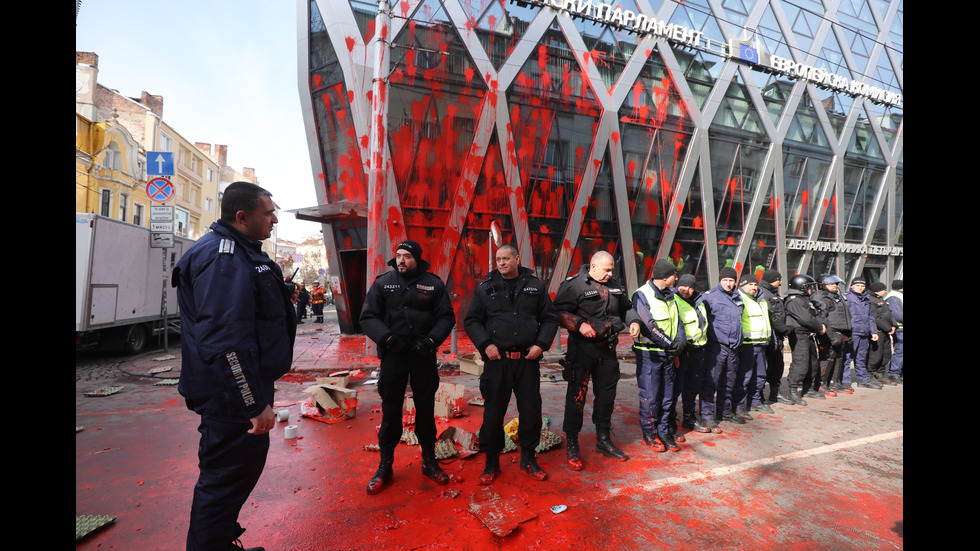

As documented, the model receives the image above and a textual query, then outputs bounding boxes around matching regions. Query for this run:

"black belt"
[503,351,524,359]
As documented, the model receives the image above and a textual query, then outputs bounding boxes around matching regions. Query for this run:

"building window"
[205,196,214,212]
[176,209,189,238]
[159,132,174,152]
[133,203,144,226]
[137,159,146,180]
[100,189,111,216]
[207,167,215,182]
[118,193,128,221]
[103,142,122,171]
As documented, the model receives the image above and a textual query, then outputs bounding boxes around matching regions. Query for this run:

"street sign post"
[147,151,174,176]
[146,177,176,203]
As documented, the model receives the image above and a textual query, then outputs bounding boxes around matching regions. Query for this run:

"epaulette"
[218,239,235,255]
[565,273,580,281]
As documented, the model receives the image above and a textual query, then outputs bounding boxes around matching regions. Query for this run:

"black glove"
[666,337,686,357]
[412,337,436,355]
[386,335,410,353]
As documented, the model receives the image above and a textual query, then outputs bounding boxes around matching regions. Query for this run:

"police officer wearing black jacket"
[758,270,791,407]
[867,281,897,385]
[813,275,851,395]
[464,244,559,484]
[359,240,456,495]
[174,182,296,551]
[554,251,641,470]
[784,275,826,405]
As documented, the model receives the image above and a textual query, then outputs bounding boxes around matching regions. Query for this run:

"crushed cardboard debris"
[152,354,175,361]
[469,488,537,537]
[301,383,358,423]
[148,365,173,374]
[405,382,466,418]
[76,515,116,541]
[153,379,179,386]
[85,386,123,397]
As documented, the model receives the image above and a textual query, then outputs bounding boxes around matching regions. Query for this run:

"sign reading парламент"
[514,0,902,108]
[515,0,706,49]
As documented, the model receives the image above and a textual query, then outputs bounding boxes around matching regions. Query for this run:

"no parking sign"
[146,177,175,203]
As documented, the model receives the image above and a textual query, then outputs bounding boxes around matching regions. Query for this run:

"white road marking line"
[607,430,903,495]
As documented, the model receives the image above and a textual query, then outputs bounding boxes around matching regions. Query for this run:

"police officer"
[737,274,772,418]
[886,280,903,383]
[700,267,744,430]
[868,281,897,385]
[675,274,710,434]
[813,275,850,395]
[174,182,296,551]
[784,275,826,405]
[359,240,456,495]
[554,251,641,470]
[843,277,882,390]
[632,259,685,452]
[758,270,791,407]
[464,244,558,484]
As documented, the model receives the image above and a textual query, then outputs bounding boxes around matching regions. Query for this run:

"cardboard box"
[316,371,351,388]
[459,353,485,376]
[304,383,358,420]
[404,382,466,418]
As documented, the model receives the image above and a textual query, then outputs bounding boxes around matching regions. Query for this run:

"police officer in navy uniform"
[464,244,558,484]
[174,182,296,551]
[632,259,685,452]
[843,277,882,390]
[359,240,456,495]
[700,267,744,430]
[675,274,711,434]
[885,280,903,383]
[554,251,641,470]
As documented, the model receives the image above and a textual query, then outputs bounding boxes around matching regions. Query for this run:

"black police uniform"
[173,219,297,550]
[813,287,851,390]
[553,265,641,435]
[359,256,455,458]
[464,266,558,455]
[784,287,824,399]
[758,279,789,403]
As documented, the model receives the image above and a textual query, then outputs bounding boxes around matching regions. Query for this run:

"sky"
[76,0,322,242]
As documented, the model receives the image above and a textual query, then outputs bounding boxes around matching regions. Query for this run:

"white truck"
[75,213,194,354]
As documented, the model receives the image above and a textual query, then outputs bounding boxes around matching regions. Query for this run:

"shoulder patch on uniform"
[218,239,235,255]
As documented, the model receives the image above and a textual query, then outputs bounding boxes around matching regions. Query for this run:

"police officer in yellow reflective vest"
[674,274,711,434]
[733,274,773,420]
[632,260,686,452]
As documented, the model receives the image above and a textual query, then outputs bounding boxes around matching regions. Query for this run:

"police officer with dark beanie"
[359,240,456,495]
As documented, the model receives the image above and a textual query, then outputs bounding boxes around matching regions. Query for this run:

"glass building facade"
[298,0,902,334]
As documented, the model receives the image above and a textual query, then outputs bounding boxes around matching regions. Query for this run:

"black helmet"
[789,274,817,292]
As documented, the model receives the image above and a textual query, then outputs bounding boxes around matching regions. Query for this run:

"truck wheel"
[124,324,149,355]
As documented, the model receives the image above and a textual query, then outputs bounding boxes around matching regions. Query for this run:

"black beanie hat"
[394,239,424,262]
[719,267,738,281]
[677,274,697,289]
[869,281,887,293]
[739,274,758,286]
[652,259,677,280]
[891,279,903,290]
[761,269,781,284]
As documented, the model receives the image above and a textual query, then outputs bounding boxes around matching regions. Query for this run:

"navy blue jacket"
[464,266,558,360]
[845,288,875,337]
[701,283,744,348]
[173,220,297,419]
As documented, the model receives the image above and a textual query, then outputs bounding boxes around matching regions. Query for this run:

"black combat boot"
[565,432,584,470]
[420,448,449,485]
[366,454,394,495]
[519,448,547,481]
[595,428,629,461]
[479,452,500,485]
